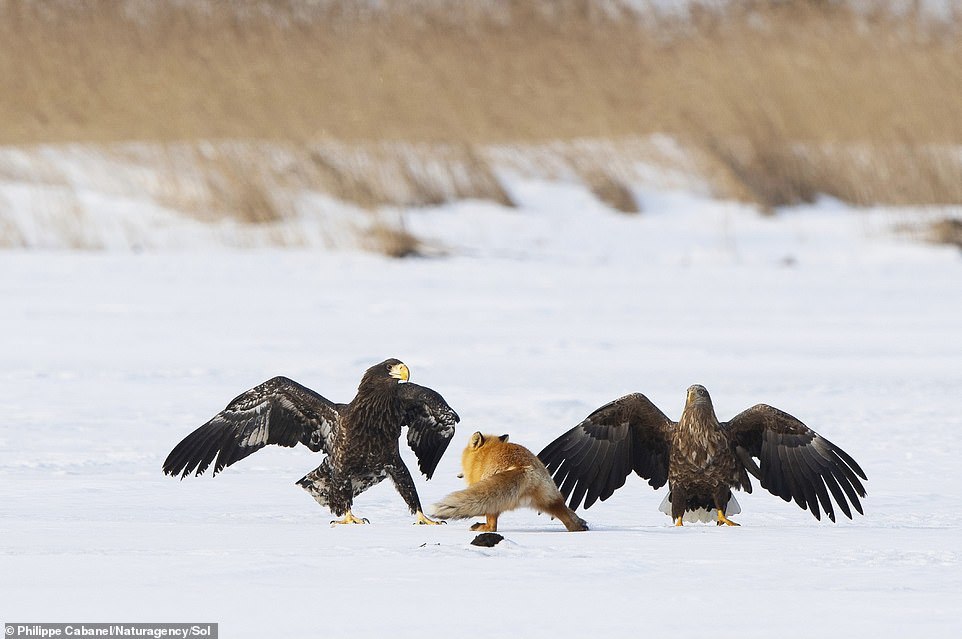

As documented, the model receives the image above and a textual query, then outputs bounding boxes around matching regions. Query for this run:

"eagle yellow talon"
[330,510,370,526]
[414,510,445,525]
[717,510,740,527]
[674,516,684,527]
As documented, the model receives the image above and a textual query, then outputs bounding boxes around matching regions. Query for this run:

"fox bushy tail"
[431,469,528,520]
[431,468,588,532]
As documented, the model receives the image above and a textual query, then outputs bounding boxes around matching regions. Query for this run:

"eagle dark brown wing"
[538,393,674,510]
[396,382,459,480]
[162,376,339,479]
[721,404,867,522]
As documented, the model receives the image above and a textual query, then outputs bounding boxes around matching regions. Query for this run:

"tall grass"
[2,0,962,214]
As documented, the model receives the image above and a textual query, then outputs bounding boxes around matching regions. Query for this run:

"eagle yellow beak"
[389,362,410,382]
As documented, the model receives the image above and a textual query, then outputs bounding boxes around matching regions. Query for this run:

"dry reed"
[2,0,962,216]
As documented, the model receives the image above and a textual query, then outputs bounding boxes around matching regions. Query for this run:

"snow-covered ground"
[2,180,961,637]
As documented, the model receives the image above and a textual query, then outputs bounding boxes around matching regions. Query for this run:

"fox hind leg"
[545,499,589,532]
[469,514,499,532]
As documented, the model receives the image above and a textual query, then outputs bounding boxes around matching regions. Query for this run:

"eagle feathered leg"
[386,462,445,525]
[670,486,688,527]
[714,490,740,526]
[298,463,388,524]
[298,469,369,524]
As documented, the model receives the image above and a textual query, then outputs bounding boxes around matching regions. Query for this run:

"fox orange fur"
[430,432,588,532]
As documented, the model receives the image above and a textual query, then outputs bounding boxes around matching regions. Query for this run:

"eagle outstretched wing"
[721,404,868,522]
[162,376,339,479]
[396,382,459,480]
[538,393,674,510]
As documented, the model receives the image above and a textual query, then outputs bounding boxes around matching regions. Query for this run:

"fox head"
[469,431,509,448]
[458,432,510,478]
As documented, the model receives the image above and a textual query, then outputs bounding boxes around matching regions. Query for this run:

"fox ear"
[470,432,485,448]
[499,434,509,442]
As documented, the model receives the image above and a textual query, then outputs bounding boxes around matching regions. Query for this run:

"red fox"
[430,432,588,532]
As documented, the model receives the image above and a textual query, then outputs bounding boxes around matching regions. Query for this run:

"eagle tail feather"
[658,493,741,523]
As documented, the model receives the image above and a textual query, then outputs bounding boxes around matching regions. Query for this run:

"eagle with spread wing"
[163,358,459,525]
[538,385,867,525]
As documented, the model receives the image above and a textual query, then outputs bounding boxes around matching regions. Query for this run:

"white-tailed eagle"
[538,385,866,525]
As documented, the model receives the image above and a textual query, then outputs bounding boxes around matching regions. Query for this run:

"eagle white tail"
[658,493,741,523]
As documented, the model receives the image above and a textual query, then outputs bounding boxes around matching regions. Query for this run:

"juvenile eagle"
[163,358,459,525]
[538,385,867,525]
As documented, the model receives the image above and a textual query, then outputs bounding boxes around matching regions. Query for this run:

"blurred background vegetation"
[1,0,961,249]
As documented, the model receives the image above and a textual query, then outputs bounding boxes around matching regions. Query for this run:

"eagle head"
[363,357,409,381]
[682,384,720,428]
[686,384,712,407]
[387,359,410,382]
[358,358,410,391]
